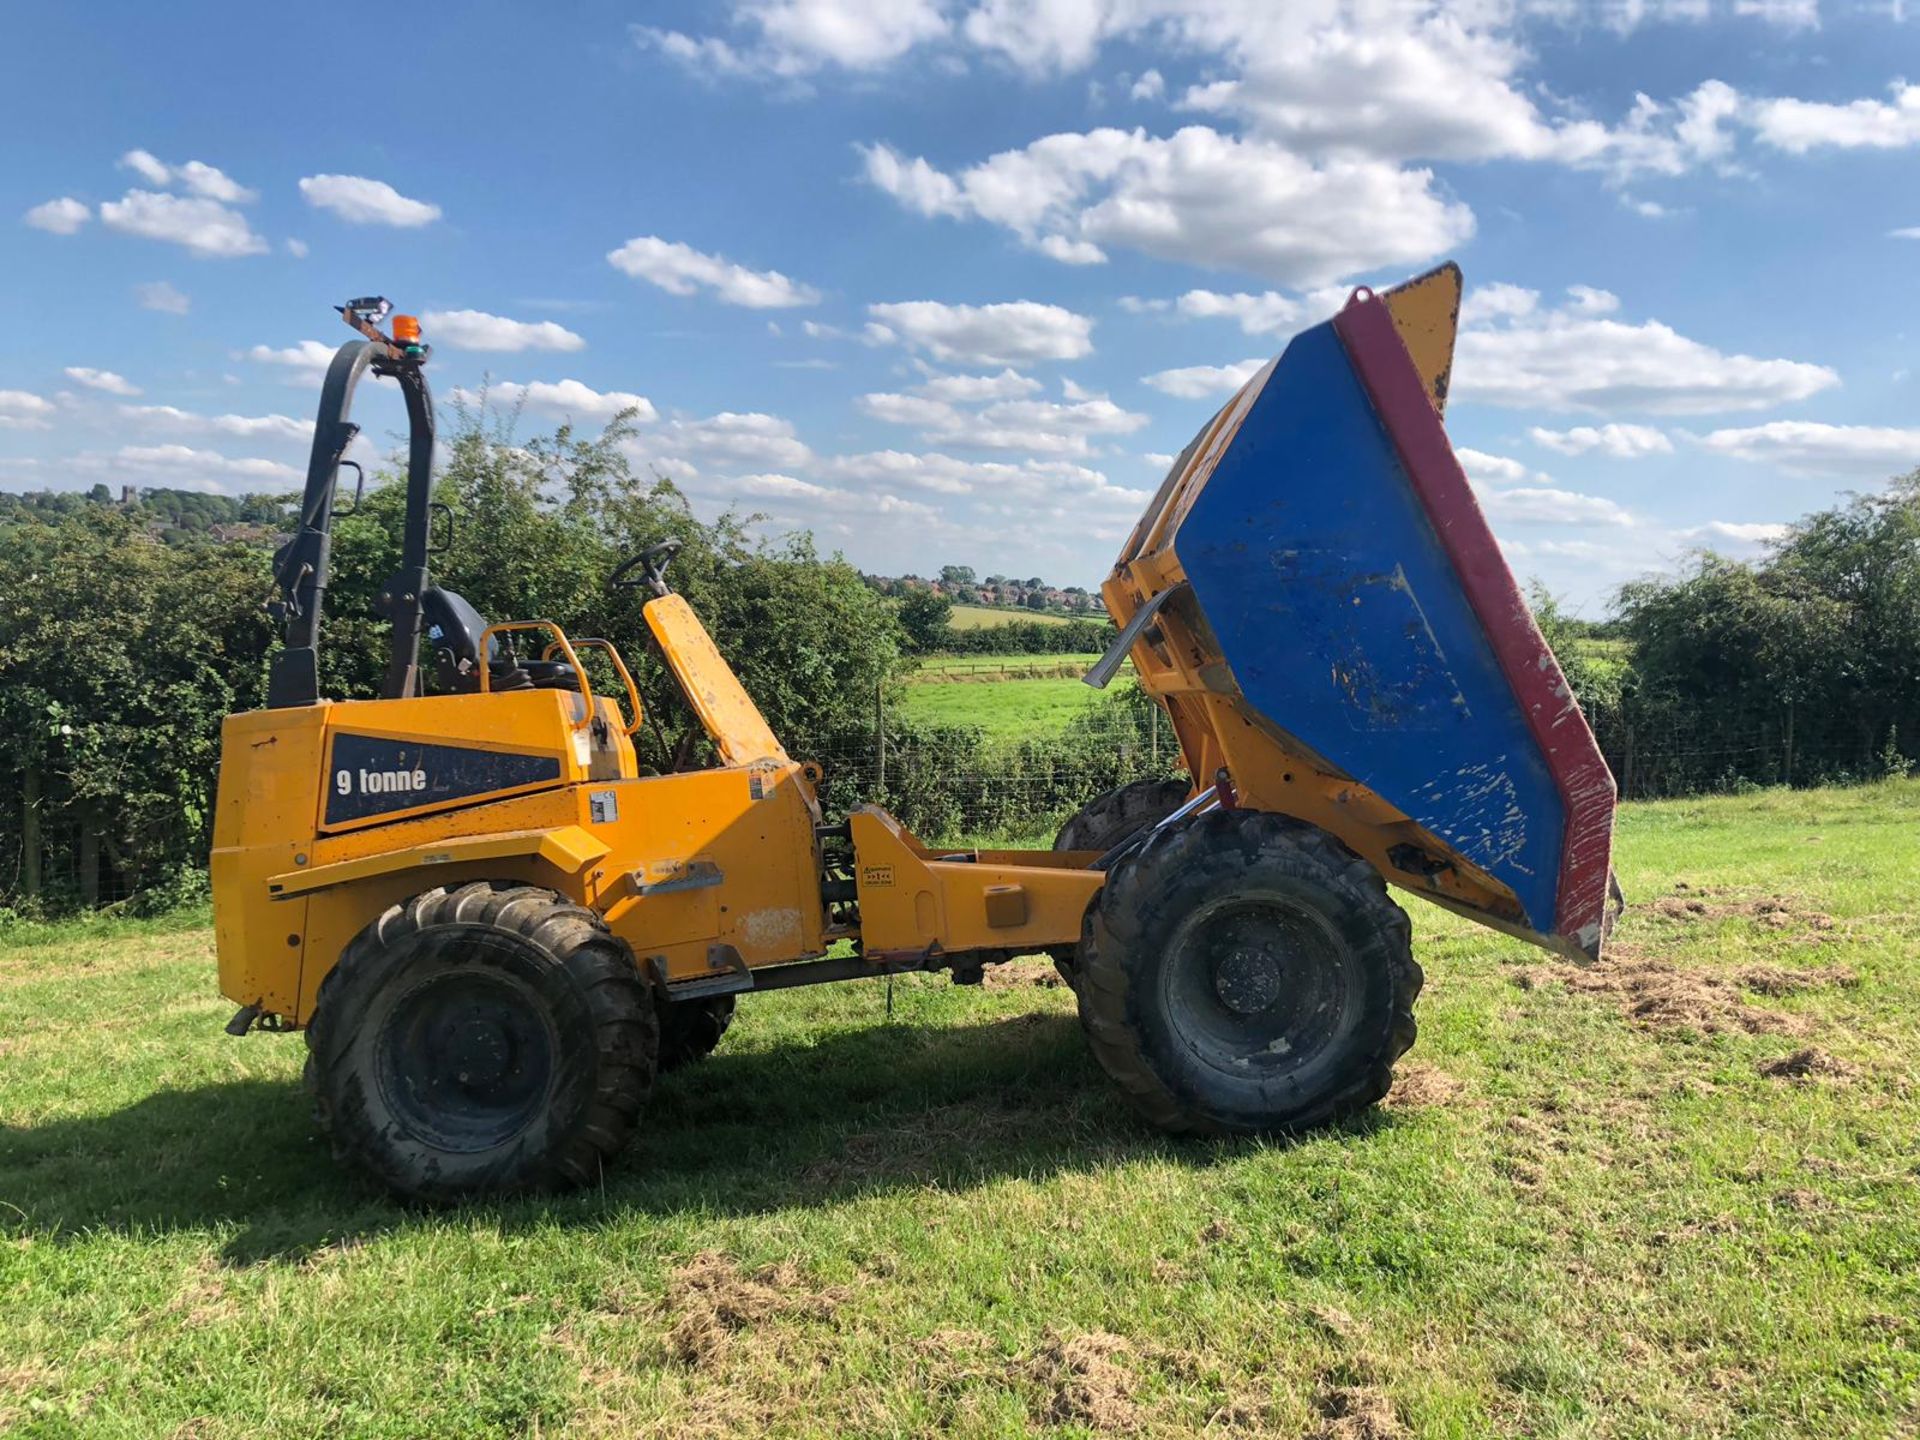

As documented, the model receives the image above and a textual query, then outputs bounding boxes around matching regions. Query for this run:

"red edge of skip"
[1333,295,1616,956]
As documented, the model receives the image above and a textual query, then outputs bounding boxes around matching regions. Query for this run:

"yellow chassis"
[212,593,1106,1026]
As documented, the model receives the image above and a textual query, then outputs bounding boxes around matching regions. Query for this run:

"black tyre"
[656,994,735,1073]
[1049,777,1191,987]
[306,881,657,1202]
[1076,808,1420,1135]
[1053,776,1191,854]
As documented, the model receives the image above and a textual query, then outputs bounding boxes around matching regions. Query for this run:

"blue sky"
[4,1,1918,610]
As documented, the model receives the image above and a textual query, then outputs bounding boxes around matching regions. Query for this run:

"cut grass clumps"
[1,778,1918,1436]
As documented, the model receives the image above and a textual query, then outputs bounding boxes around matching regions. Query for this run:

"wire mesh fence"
[4,678,1913,920]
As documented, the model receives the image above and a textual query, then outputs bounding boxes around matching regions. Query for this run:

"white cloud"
[64,367,141,397]
[298,175,441,227]
[607,235,820,308]
[660,411,814,470]
[1461,281,1540,324]
[1036,234,1108,264]
[24,197,90,235]
[1142,358,1267,398]
[1693,421,1920,478]
[421,310,587,353]
[285,238,309,258]
[1749,82,1920,153]
[1455,285,1838,414]
[638,0,947,76]
[823,448,1148,511]
[957,7,1741,179]
[120,404,312,442]
[1528,423,1673,457]
[457,379,657,423]
[135,280,190,315]
[719,471,935,518]
[860,388,1148,454]
[119,149,170,186]
[118,150,256,203]
[801,318,896,346]
[1456,447,1539,487]
[649,4,1920,196]
[99,190,267,257]
[245,339,338,382]
[0,390,55,430]
[114,443,300,483]
[1480,485,1636,527]
[861,126,1474,285]
[914,367,1042,403]
[866,299,1093,366]
[1174,288,1296,335]
[860,392,959,428]
[1891,227,1920,240]
[1681,520,1790,546]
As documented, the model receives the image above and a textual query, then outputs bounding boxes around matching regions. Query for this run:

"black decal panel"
[325,733,562,825]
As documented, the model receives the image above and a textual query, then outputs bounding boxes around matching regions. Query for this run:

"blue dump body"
[1174,315,1586,940]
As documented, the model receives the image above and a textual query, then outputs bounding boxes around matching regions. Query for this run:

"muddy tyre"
[656,995,735,1073]
[306,882,656,1202]
[1050,777,1191,987]
[1075,809,1420,1135]
[1053,776,1191,854]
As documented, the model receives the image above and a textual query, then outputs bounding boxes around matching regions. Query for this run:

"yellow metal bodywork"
[847,808,1104,963]
[1377,261,1462,416]
[646,594,787,766]
[1098,267,1534,940]
[212,594,1108,1027]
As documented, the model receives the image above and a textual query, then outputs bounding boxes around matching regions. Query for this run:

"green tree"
[898,586,954,654]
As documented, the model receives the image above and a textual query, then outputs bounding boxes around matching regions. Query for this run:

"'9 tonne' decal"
[324,733,563,825]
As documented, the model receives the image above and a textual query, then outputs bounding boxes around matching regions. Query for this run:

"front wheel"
[1076,809,1420,1135]
[306,882,657,1202]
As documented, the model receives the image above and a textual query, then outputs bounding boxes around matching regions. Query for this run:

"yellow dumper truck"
[212,274,1615,1200]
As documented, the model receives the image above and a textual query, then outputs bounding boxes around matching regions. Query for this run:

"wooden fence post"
[20,766,41,903]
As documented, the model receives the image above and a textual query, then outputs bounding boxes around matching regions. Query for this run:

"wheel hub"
[379,966,555,1151]
[1213,945,1284,1015]
[446,1012,514,1090]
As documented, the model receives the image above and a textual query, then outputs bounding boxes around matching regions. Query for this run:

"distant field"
[948,604,1073,629]
[902,654,1112,736]
[4,781,1917,1436]
[898,674,1107,735]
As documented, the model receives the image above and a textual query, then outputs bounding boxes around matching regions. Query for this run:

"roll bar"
[265,300,437,708]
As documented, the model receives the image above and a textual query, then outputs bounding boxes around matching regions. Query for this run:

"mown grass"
[3,782,1918,1437]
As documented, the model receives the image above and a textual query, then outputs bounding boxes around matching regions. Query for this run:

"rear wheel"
[1053,776,1191,854]
[656,994,735,1073]
[1049,777,1190,986]
[306,882,656,1202]
[1076,809,1420,1135]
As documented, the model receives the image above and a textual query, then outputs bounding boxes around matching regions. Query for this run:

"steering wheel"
[609,538,683,597]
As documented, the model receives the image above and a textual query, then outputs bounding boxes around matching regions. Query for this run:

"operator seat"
[422,586,579,694]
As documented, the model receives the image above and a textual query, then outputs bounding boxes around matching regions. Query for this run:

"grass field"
[900,654,1114,737]
[949,604,1073,629]
[4,781,1918,1436]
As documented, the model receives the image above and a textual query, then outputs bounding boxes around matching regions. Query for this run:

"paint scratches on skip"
[1409,757,1533,874]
